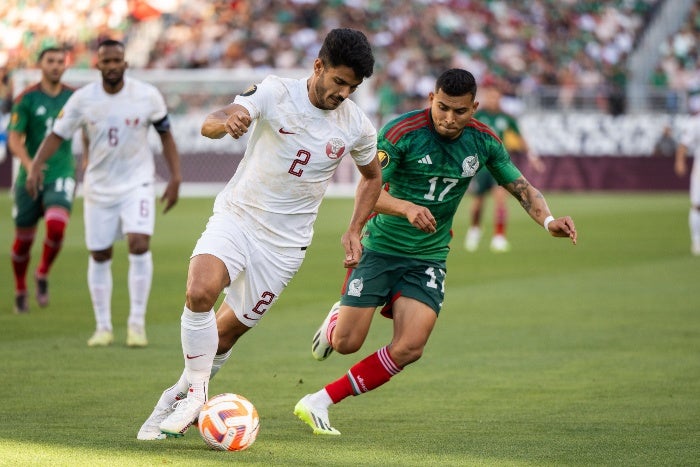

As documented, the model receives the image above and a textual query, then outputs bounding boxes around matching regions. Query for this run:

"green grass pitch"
[1,191,698,466]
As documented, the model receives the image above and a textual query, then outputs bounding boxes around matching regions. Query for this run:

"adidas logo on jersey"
[418,155,433,165]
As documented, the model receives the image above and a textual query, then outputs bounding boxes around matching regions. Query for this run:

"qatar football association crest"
[325,137,346,159]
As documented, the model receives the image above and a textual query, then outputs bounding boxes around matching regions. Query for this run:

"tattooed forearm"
[505,177,547,217]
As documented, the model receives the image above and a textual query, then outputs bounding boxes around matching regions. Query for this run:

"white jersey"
[214,75,377,248]
[53,77,168,204]
[680,114,700,204]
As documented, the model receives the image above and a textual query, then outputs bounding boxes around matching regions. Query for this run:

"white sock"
[210,348,232,380]
[158,376,189,407]
[127,251,153,329]
[690,208,700,248]
[308,388,333,410]
[88,257,112,332]
[181,307,217,402]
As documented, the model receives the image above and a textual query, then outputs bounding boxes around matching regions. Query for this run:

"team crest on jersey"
[125,118,141,127]
[347,277,363,297]
[326,137,346,159]
[377,150,390,168]
[241,84,257,96]
[36,106,47,116]
[462,155,480,177]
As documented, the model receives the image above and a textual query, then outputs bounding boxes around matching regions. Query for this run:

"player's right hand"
[25,164,44,199]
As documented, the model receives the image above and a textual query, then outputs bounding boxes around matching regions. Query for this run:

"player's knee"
[127,234,150,255]
[332,333,364,355]
[185,282,218,312]
[45,207,69,242]
[90,249,112,262]
[388,344,424,367]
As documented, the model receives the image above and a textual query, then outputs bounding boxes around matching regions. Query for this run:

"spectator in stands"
[653,125,677,157]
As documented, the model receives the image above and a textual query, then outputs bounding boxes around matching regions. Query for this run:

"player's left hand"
[160,179,180,213]
[406,204,436,233]
[547,216,577,245]
[341,229,363,268]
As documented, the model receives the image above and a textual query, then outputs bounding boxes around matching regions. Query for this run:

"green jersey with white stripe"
[362,109,521,260]
[8,83,75,185]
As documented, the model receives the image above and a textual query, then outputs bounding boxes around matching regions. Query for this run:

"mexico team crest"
[326,137,346,159]
[462,155,480,177]
[347,277,363,297]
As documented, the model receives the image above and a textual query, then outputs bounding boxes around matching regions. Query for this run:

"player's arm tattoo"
[504,177,546,218]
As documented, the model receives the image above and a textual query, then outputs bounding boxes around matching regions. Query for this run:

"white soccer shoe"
[158,397,204,437]
[489,234,511,253]
[127,325,148,348]
[312,301,340,361]
[87,330,114,347]
[464,227,481,252]
[137,401,175,440]
[294,395,340,436]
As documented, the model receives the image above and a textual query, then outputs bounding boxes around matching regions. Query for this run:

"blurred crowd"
[1,0,697,122]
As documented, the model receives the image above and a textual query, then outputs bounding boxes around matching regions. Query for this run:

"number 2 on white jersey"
[288,150,311,177]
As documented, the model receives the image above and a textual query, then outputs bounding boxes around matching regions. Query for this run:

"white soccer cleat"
[158,397,204,437]
[127,325,148,347]
[464,227,481,252]
[137,401,176,440]
[87,330,114,347]
[489,234,511,253]
[294,394,340,436]
[312,301,339,361]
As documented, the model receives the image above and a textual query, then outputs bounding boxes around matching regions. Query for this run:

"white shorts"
[83,184,156,251]
[691,160,700,206]
[191,211,306,328]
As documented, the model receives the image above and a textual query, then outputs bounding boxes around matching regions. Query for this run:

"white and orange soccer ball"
[198,393,260,451]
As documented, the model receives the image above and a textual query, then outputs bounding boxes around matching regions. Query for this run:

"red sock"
[37,207,69,276]
[494,203,507,236]
[12,227,36,292]
[324,346,402,404]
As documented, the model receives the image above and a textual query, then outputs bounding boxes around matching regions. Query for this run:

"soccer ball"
[198,393,260,451]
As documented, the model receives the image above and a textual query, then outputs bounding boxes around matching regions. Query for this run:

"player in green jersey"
[464,75,545,253]
[8,47,76,314]
[294,68,577,435]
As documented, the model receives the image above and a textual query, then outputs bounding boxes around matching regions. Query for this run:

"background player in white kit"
[135,28,382,441]
[26,39,182,347]
[675,113,700,255]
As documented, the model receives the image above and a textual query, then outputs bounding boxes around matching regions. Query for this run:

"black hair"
[38,47,64,62]
[318,28,374,79]
[97,39,125,51]
[435,69,477,97]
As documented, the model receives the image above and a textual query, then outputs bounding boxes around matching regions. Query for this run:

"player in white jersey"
[27,39,182,347]
[675,113,700,255]
[136,28,382,441]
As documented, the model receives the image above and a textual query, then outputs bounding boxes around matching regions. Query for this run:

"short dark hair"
[38,47,64,62]
[318,28,374,79]
[97,39,125,51]
[435,69,477,97]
